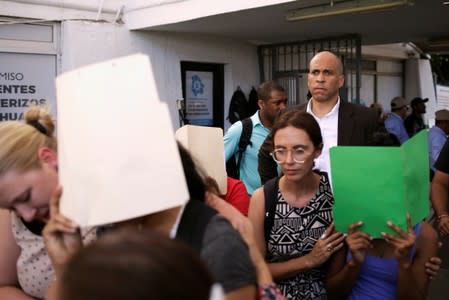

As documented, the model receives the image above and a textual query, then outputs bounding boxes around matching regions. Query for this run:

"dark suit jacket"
[258,100,379,184]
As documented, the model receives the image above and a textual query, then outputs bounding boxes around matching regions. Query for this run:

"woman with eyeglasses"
[248,110,344,300]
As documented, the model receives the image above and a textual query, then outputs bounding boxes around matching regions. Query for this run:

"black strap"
[175,199,217,252]
[235,118,253,178]
[263,177,279,244]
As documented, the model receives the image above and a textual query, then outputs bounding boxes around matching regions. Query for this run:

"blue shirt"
[224,111,270,195]
[428,126,448,171]
[384,112,409,144]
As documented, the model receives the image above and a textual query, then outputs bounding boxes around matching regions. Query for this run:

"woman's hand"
[307,223,345,268]
[346,221,372,267]
[42,186,81,277]
[426,255,442,280]
[382,213,416,268]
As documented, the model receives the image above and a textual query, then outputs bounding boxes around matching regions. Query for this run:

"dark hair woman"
[248,110,345,299]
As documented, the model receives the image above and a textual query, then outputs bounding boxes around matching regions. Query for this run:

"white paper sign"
[176,125,227,195]
[185,71,213,126]
[56,54,189,227]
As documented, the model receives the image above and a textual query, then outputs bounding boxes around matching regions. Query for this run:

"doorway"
[180,61,224,129]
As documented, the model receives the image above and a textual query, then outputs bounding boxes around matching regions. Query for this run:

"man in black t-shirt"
[404,97,428,137]
[431,138,449,236]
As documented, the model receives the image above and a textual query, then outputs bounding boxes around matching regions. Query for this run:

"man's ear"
[37,147,57,169]
[258,99,265,110]
[338,74,345,89]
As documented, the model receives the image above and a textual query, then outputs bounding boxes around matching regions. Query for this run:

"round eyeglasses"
[270,147,310,164]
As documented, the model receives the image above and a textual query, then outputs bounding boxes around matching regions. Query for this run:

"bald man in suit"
[258,51,378,184]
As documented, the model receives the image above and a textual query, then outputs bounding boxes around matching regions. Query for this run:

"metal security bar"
[258,35,362,105]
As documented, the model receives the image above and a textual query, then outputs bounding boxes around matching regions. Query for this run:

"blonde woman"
[0,107,95,300]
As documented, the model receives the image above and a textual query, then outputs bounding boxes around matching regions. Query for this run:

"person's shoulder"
[204,214,239,240]
[384,113,397,124]
[0,209,15,238]
[228,120,243,131]
[341,101,374,115]
[435,141,449,171]
[224,120,244,139]
[428,126,440,138]
[202,215,251,257]
[202,215,256,269]
[341,102,378,127]
[227,177,247,191]
[201,215,257,291]
[203,214,255,248]
[252,186,265,199]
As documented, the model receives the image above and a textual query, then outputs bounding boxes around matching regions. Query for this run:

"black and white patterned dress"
[267,173,334,300]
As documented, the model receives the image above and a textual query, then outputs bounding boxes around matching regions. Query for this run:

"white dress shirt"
[306,98,340,187]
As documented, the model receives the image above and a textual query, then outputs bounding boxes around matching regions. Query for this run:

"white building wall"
[377,75,402,112]
[404,59,437,126]
[61,21,259,130]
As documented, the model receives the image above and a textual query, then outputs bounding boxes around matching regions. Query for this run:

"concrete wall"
[61,21,260,130]
[404,58,437,126]
[375,59,403,113]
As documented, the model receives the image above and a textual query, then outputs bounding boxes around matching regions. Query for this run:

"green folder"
[330,130,429,238]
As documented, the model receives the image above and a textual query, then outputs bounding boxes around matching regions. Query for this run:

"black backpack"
[263,176,279,243]
[247,87,259,117]
[227,87,249,124]
[226,118,253,179]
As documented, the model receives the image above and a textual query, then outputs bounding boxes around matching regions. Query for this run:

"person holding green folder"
[325,215,438,299]
[325,130,439,300]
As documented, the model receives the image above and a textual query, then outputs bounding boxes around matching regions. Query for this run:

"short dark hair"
[59,230,215,300]
[271,110,323,148]
[257,81,285,102]
[177,142,206,201]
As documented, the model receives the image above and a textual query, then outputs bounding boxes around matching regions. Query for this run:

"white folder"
[56,54,189,227]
